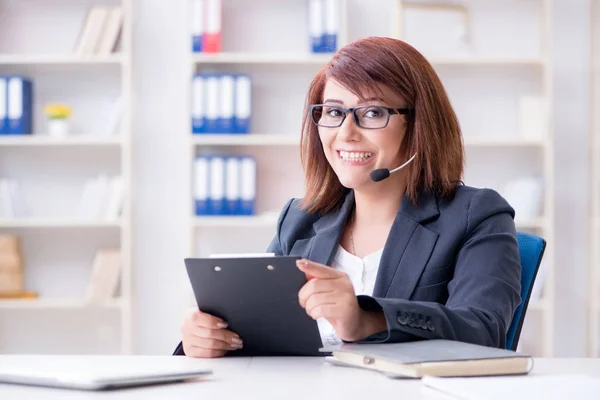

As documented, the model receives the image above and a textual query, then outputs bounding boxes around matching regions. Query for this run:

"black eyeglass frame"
[309,104,414,129]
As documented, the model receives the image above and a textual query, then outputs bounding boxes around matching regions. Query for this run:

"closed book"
[325,339,532,378]
[7,77,33,135]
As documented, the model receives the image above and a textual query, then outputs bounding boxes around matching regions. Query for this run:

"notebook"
[324,339,532,378]
[421,374,600,400]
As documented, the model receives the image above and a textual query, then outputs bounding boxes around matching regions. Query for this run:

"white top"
[318,244,384,346]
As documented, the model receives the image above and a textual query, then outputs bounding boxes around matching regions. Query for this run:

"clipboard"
[184,255,324,357]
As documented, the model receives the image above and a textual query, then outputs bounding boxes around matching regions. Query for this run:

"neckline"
[336,244,384,264]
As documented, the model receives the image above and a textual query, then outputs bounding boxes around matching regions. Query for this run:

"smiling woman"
[175,36,521,358]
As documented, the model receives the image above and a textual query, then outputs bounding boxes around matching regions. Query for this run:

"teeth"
[339,151,374,162]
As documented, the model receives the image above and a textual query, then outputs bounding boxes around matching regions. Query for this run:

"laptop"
[0,355,212,390]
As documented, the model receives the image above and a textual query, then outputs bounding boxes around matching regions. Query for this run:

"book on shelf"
[76,175,124,221]
[84,248,122,303]
[308,0,339,53]
[74,5,123,56]
[325,339,533,378]
[0,76,33,135]
[0,235,23,295]
[190,0,222,53]
[194,155,256,216]
[192,74,251,134]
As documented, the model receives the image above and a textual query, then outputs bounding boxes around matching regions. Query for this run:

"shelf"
[193,213,279,228]
[0,135,123,147]
[464,137,547,147]
[192,52,544,67]
[515,217,546,230]
[193,52,334,65]
[191,134,546,148]
[0,219,122,229]
[427,56,545,66]
[0,298,122,310]
[0,54,124,65]
[192,134,300,146]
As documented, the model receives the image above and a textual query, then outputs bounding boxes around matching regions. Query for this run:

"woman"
[176,37,521,358]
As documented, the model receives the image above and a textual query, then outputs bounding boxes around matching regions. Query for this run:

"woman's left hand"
[296,259,385,342]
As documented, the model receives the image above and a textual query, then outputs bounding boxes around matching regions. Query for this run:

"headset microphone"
[370,153,417,182]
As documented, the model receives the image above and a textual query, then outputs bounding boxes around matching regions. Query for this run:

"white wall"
[131,0,593,356]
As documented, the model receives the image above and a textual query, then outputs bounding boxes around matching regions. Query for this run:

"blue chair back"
[506,232,546,351]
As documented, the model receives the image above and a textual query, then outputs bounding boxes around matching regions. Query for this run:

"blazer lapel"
[307,190,354,266]
[373,191,440,298]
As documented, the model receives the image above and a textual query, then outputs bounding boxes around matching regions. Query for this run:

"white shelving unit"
[0,0,133,355]
[589,0,600,358]
[186,0,554,356]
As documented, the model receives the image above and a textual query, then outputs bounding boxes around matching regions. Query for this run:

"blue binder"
[218,75,235,134]
[323,0,338,53]
[191,0,204,52]
[239,156,256,215]
[204,74,220,134]
[208,156,226,214]
[224,156,241,215]
[192,74,205,134]
[6,76,32,135]
[234,74,251,134]
[309,0,325,53]
[0,77,7,134]
[194,156,210,215]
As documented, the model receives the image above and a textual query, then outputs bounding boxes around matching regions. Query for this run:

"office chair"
[506,232,547,351]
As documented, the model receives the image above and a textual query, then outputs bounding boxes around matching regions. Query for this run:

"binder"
[204,0,222,53]
[6,77,32,135]
[218,75,235,134]
[308,0,325,53]
[323,0,338,52]
[234,75,251,134]
[191,0,204,52]
[240,156,256,215]
[192,74,205,134]
[0,77,6,134]
[194,156,210,215]
[204,74,220,133]
[208,156,225,214]
[225,157,241,215]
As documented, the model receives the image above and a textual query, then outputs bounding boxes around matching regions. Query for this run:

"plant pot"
[48,119,70,138]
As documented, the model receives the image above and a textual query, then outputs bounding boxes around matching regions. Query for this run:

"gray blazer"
[173,185,520,355]
[264,185,521,349]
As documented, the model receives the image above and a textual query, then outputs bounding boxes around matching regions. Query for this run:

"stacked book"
[74,5,124,56]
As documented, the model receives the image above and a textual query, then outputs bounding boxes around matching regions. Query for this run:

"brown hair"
[300,36,464,214]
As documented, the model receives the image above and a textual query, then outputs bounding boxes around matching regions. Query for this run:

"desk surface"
[0,356,599,399]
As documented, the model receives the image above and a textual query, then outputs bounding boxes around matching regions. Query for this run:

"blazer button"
[426,320,435,332]
[397,315,408,325]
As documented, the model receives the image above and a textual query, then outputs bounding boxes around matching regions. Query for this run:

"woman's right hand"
[181,308,243,358]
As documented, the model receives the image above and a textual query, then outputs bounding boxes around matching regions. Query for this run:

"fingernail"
[217,322,228,328]
[231,343,243,349]
[231,337,243,345]
[296,259,308,267]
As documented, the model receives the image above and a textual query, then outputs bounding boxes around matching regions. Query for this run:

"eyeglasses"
[310,104,413,129]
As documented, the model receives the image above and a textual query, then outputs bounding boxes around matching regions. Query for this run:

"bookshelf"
[186,0,554,356]
[589,0,600,358]
[0,0,133,354]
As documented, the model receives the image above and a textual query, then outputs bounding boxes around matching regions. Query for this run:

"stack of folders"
[194,156,256,216]
[190,0,222,53]
[308,0,339,53]
[0,76,33,135]
[192,74,251,134]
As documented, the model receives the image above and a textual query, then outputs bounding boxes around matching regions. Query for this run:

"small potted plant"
[43,103,72,137]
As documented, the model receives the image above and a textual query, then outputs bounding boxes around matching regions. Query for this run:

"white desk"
[0,357,599,399]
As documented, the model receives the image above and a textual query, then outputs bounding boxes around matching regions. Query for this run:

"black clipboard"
[184,255,324,357]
